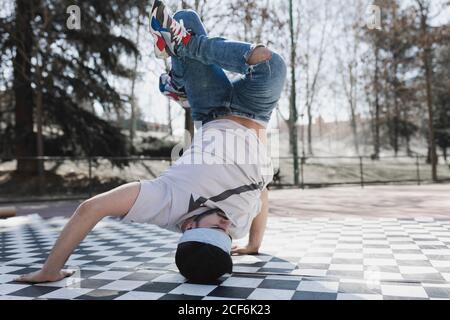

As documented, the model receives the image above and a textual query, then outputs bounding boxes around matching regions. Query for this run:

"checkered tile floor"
[1,215,450,300]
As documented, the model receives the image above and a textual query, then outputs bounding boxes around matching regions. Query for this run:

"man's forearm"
[248,188,269,249]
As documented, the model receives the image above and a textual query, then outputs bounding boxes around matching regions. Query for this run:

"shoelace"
[170,19,188,45]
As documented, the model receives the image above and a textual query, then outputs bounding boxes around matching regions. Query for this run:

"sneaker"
[150,0,192,58]
[159,73,190,109]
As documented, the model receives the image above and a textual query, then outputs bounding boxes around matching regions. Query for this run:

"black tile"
[234,262,266,268]
[9,267,41,274]
[76,289,127,300]
[135,282,181,293]
[9,285,60,297]
[258,268,295,274]
[121,272,165,281]
[71,279,112,289]
[258,279,300,290]
[71,269,103,278]
[83,255,106,261]
[424,287,450,299]
[159,294,203,300]
[207,286,254,299]
[292,291,337,300]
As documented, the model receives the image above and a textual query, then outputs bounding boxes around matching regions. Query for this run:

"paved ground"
[269,184,450,219]
[1,184,450,300]
[6,184,450,219]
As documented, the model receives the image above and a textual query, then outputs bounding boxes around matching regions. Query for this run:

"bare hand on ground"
[231,244,259,255]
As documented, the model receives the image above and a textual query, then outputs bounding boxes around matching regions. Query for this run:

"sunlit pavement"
[1,184,450,300]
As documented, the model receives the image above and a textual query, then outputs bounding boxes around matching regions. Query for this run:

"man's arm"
[231,188,268,255]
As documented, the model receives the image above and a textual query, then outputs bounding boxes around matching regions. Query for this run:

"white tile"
[221,277,264,288]
[364,271,404,281]
[393,254,428,261]
[266,275,302,281]
[152,273,187,283]
[333,253,363,259]
[83,246,114,251]
[137,251,168,258]
[127,247,151,253]
[106,261,143,268]
[0,295,33,300]
[92,250,122,256]
[335,244,362,249]
[381,285,428,298]
[170,283,216,296]
[91,271,132,280]
[5,258,41,265]
[329,264,364,271]
[99,280,147,291]
[308,247,335,253]
[292,269,327,277]
[363,248,393,254]
[422,249,450,255]
[390,244,420,250]
[337,293,383,300]
[0,274,19,284]
[147,257,174,264]
[5,253,41,259]
[97,256,131,262]
[0,284,29,295]
[430,260,450,268]
[364,259,397,266]
[115,291,165,300]
[300,257,332,264]
[264,262,296,269]
[232,266,260,273]
[65,260,91,266]
[0,266,25,274]
[40,288,92,300]
[248,288,294,300]
[297,281,339,293]
[398,266,438,274]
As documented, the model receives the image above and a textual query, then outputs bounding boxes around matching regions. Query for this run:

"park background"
[0,0,449,202]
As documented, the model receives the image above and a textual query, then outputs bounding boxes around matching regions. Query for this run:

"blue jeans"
[171,10,287,124]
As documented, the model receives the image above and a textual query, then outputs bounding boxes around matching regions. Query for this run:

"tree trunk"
[373,45,380,159]
[130,8,142,146]
[307,105,313,155]
[289,0,299,185]
[13,0,37,175]
[393,60,400,157]
[420,6,438,181]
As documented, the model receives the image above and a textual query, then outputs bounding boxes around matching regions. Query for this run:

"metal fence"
[274,155,450,188]
[0,155,449,203]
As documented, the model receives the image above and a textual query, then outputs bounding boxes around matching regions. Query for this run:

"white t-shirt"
[124,119,273,239]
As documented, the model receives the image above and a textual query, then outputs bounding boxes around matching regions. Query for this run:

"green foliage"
[0,0,148,169]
